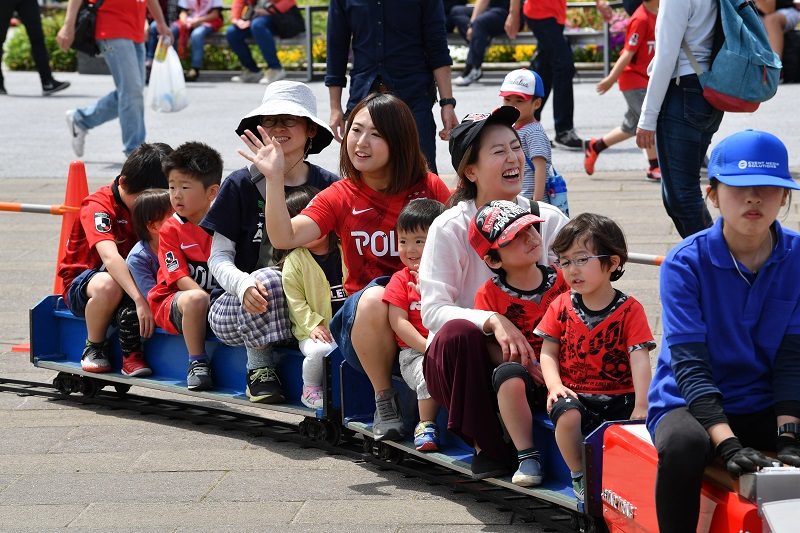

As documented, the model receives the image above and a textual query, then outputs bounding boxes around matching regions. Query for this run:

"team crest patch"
[94,212,112,233]
[165,251,180,273]
[628,33,639,47]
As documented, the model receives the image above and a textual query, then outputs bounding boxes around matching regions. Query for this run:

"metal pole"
[0,202,78,215]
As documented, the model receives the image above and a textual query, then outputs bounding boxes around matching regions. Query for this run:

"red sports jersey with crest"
[148,213,217,334]
[302,172,450,294]
[535,292,654,394]
[618,4,657,91]
[474,268,568,355]
[58,182,136,296]
[382,267,427,348]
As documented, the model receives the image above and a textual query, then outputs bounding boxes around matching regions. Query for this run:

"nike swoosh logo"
[180,243,199,250]
[352,207,373,215]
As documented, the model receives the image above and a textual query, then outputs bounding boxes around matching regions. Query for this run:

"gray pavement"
[1,69,799,531]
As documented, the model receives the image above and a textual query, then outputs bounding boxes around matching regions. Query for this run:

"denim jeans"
[73,39,146,156]
[407,97,437,174]
[450,5,508,68]
[526,17,576,134]
[656,74,723,238]
[147,21,214,68]
[226,15,281,71]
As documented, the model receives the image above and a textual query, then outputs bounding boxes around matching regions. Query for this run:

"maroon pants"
[423,319,511,461]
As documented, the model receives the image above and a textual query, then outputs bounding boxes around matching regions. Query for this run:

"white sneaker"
[301,384,323,409]
[259,68,286,86]
[231,69,262,83]
[66,109,87,158]
[453,67,482,87]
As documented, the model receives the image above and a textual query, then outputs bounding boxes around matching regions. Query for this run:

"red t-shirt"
[523,0,566,25]
[301,172,450,294]
[95,0,149,43]
[148,214,217,334]
[58,182,136,297]
[535,292,654,394]
[618,4,656,91]
[382,267,427,348]
[474,268,568,355]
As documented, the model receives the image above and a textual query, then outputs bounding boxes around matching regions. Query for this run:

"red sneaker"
[646,167,662,182]
[121,352,152,377]
[584,138,599,175]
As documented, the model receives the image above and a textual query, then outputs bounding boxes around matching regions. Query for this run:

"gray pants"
[399,347,430,400]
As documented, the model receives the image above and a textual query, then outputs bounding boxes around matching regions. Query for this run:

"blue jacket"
[647,219,800,436]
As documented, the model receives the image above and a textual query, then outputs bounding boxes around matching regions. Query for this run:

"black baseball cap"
[449,106,520,172]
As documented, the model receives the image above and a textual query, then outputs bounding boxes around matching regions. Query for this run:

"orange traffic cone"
[52,161,89,294]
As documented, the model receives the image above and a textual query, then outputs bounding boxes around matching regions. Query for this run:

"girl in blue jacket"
[647,129,800,532]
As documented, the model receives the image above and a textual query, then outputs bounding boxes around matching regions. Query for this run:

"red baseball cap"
[469,200,544,257]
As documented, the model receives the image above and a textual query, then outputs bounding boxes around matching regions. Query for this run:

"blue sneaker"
[512,457,544,487]
[414,421,440,452]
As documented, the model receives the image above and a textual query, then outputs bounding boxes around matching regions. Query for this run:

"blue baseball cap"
[499,69,545,100]
[708,129,800,190]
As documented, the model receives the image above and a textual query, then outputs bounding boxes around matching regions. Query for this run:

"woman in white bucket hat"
[201,81,339,404]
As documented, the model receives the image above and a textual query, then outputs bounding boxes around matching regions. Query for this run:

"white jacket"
[419,197,569,343]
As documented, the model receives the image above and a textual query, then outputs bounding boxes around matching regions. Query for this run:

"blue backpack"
[682,0,782,113]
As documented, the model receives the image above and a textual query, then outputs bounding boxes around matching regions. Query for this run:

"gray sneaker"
[66,109,87,158]
[453,66,483,87]
[231,69,262,83]
[259,68,286,86]
[372,388,405,441]
[554,129,585,151]
[187,360,213,391]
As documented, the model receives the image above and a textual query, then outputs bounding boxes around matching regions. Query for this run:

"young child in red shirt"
[58,143,173,376]
[469,200,569,487]
[535,213,654,502]
[584,0,661,181]
[148,142,222,391]
[382,198,445,451]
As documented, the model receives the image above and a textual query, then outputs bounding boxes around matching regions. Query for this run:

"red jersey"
[302,172,450,294]
[58,182,136,297]
[95,0,149,44]
[535,292,654,394]
[474,268,568,355]
[382,267,427,348]
[523,0,566,25]
[618,4,657,91]
[148,213,217,334]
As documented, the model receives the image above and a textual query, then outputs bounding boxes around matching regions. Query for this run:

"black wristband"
[716,436,742,461]
[778,423,800,437]
[439,97,456,108]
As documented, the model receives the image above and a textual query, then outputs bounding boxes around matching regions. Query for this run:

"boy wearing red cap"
[469,199,569,487]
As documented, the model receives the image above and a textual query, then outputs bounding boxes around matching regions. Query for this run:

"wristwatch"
[777,422,800,437]
[439,97,457,108]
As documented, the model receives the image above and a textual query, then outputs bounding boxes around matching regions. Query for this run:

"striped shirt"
[518,121,553,198]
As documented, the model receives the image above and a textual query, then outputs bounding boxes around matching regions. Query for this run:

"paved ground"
[1,68,799,531]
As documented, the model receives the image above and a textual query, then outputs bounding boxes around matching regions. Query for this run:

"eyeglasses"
[260,116,300,128]
[554,255,609,269]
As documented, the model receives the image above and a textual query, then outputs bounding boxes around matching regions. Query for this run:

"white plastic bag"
[146,46,188,113]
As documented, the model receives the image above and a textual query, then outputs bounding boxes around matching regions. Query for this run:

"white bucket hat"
[235,80,334,155]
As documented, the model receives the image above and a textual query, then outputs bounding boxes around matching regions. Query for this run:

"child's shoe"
[584,138,599,175]
[512,457,544,487]
[572,474,585,502]
[372,388,405,441]
[470,451,511,480]
[121,352,152,377]
[646,167,662,182]
[81,340,111,373]
[246,367,285,403]
[301,384,324,409]
[187,360,213,391]
[413,421,440,452]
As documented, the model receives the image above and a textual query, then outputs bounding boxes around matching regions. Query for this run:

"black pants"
[654,407,777,532]
[0,0,55,86]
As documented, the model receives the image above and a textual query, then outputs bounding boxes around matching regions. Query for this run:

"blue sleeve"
[421,0,453,70]
[127,250,157,299]
[325,0,351,87]
[774,334,800,417]
[671,342,723,407]
[660,245,708,347]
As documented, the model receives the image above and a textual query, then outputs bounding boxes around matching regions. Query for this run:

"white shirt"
[418,197,569,344]
[639,0,717,130]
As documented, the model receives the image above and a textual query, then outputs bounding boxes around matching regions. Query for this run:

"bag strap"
[525,154,557,177]
[681,39,704,77]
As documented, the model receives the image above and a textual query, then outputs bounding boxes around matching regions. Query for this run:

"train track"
[0,375,592,532]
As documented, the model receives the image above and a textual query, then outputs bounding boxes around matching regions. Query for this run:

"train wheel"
[53,372,76,396]
[80,376,101,398]
[376,441,404,464]
[321,419,342,446]
[113,383,131,395]
[299,418,313,439]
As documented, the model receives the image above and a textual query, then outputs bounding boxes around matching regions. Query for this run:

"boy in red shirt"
[148,142,222,391]
[58,143,172,376]
[382,198,445,452]
[584,0,661,181]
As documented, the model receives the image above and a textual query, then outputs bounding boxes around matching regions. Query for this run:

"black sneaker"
[42,79,71,96]
[187,360,213,391]
[554,129,585,151]
[81,340,111,373]
[372,388,405,441]
[246,367,285,403]
[470,451,513,480]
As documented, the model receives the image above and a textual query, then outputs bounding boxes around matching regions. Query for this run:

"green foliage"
[4,10,76,71]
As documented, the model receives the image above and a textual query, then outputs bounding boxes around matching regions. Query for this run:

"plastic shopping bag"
[146,45,188,113]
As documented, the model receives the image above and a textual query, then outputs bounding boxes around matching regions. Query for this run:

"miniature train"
[30,294,800,533]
